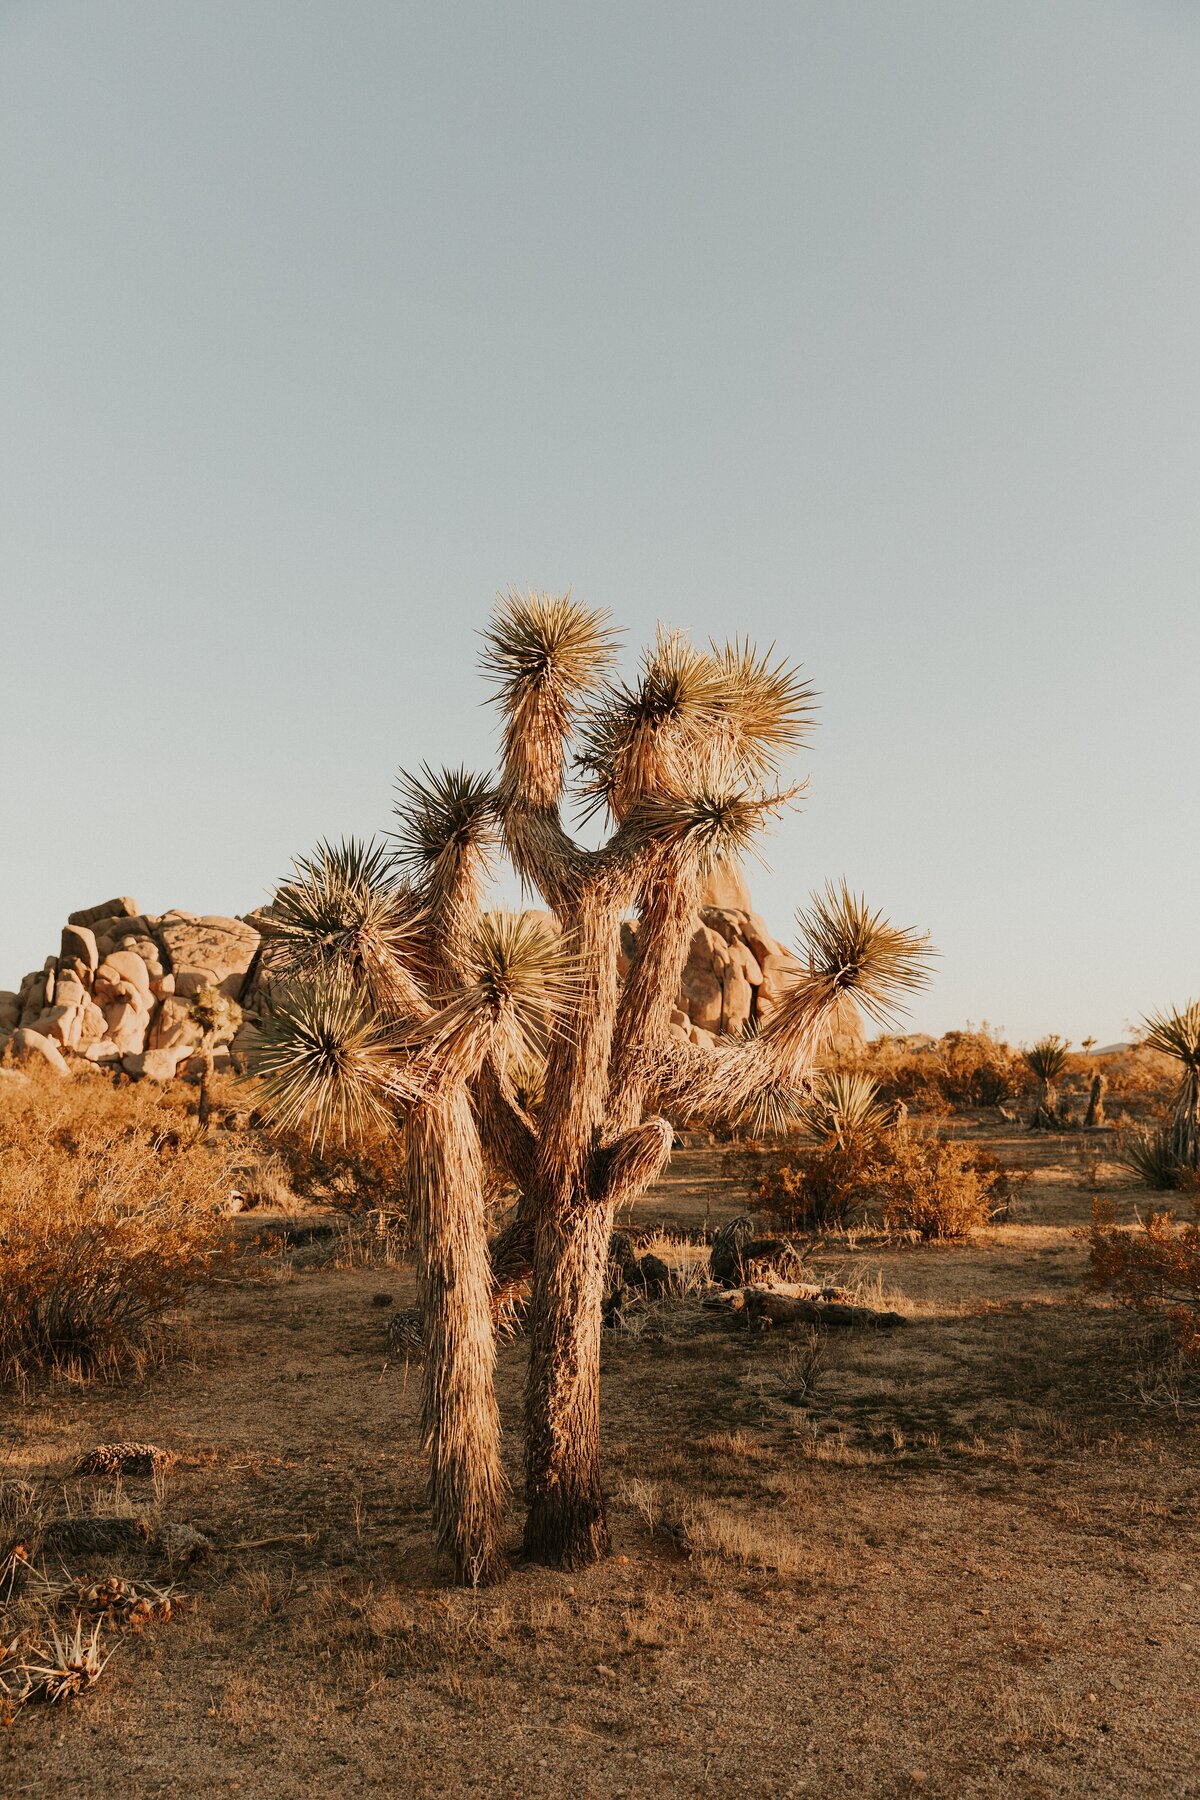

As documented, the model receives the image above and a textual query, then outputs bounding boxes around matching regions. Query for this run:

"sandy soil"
[3,1129,1198,1798]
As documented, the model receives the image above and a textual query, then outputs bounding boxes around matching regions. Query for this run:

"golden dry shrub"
[1088,1194,1200,1359]
[874,1130,1001,1240]
[748,1140,878,1232]
[0,1070,232,1379]
[845,1027,1019,1116]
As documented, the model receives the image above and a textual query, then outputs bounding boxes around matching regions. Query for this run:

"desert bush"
[848,1025,1019,1116]
[936,1029,1021,1109]
[742,1138,878,1232]
[1088,1197,1200,1361]
[0,1072,231,1379]
[732,1115,1015,1240]
[874,1130,1003,1240]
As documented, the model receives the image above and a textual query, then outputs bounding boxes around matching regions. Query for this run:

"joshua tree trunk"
[408,1093,507,1584]
[196,1041,215,1129]
[1084,1072,1106,1129]
[1030,1080,1057,1130]
[523,1192,613,1566]
[1172,1069,1200,1171]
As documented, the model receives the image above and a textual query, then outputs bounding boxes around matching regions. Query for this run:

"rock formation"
[0,867,861,1081]
[0,897,268,1081]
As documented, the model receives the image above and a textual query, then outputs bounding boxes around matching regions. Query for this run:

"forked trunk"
[522,1190,614,1567]
[408,1094,507,1585]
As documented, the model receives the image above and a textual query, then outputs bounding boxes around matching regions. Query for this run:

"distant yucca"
[1022,1035,1069,1130]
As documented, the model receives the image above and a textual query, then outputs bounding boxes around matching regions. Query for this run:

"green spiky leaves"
[482,589,619,708]
[482,591,620,810]
[800,1070,890,1150]
[618,777,794,881]
[707,638,817,785]
[255,977,401,1148]
[576,629,815,823]
[794,882,933,1027]
[398,912,579,1083]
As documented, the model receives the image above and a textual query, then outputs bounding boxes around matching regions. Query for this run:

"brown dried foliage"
[1088,1193,1200,1361]
[0,1071,231,1380]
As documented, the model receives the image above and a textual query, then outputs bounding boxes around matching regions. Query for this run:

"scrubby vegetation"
[1088,1194,1200,1365]
[731,1119,1015,1242]
[0,1072,233,1381]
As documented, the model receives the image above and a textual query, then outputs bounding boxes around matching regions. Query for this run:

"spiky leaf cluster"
[390,766,498,896]
[575,628,815,824]
[256,977,400,1147]
[794,882,934,1027]
[1141,1002,1200,1071]
[268,837,424,1007]
[1022,1036,1070,1083]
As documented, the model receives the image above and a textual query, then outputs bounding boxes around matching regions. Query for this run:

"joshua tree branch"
[474,1058,538,1193]
[588,1115,674,1211]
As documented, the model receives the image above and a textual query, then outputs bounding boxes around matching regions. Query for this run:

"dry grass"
[0,1072,234,1382]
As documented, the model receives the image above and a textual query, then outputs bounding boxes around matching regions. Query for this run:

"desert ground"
[3,1114,1197,1800]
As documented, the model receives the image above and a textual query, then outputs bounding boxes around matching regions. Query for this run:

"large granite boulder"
[153,912,260,1001]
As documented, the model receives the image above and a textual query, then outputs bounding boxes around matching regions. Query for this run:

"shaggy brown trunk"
[522,890,623,1568]
[522,1191,613,1567]
[408,1093,507,1585]
[196,1042,215,1129]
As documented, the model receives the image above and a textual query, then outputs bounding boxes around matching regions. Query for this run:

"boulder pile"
[1,865,861,1082]
[0,897,268,1082]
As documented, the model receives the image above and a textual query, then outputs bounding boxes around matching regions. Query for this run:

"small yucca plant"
[1023,1035,1069,1130]
[800,1070,891,1152]
[188,985,242,1129]
[1119,1124,1184,1192]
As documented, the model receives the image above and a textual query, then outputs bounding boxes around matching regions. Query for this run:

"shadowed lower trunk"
[1172,1072,1200,1170]
[1030,1080,1058,1130]
[409,1094,507,1585]
[522,1191,614,1568]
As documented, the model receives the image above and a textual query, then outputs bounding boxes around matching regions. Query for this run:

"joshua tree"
[1141,1002,1200,1172]
[188,985,242,1128]
[257,593,931,1575]
[1023,1036,1069,1130]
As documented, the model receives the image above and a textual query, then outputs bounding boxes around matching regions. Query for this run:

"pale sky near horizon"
[2,1,1197,1044]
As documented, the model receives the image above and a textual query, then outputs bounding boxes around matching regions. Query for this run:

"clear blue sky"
[2,1,1197,1044]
